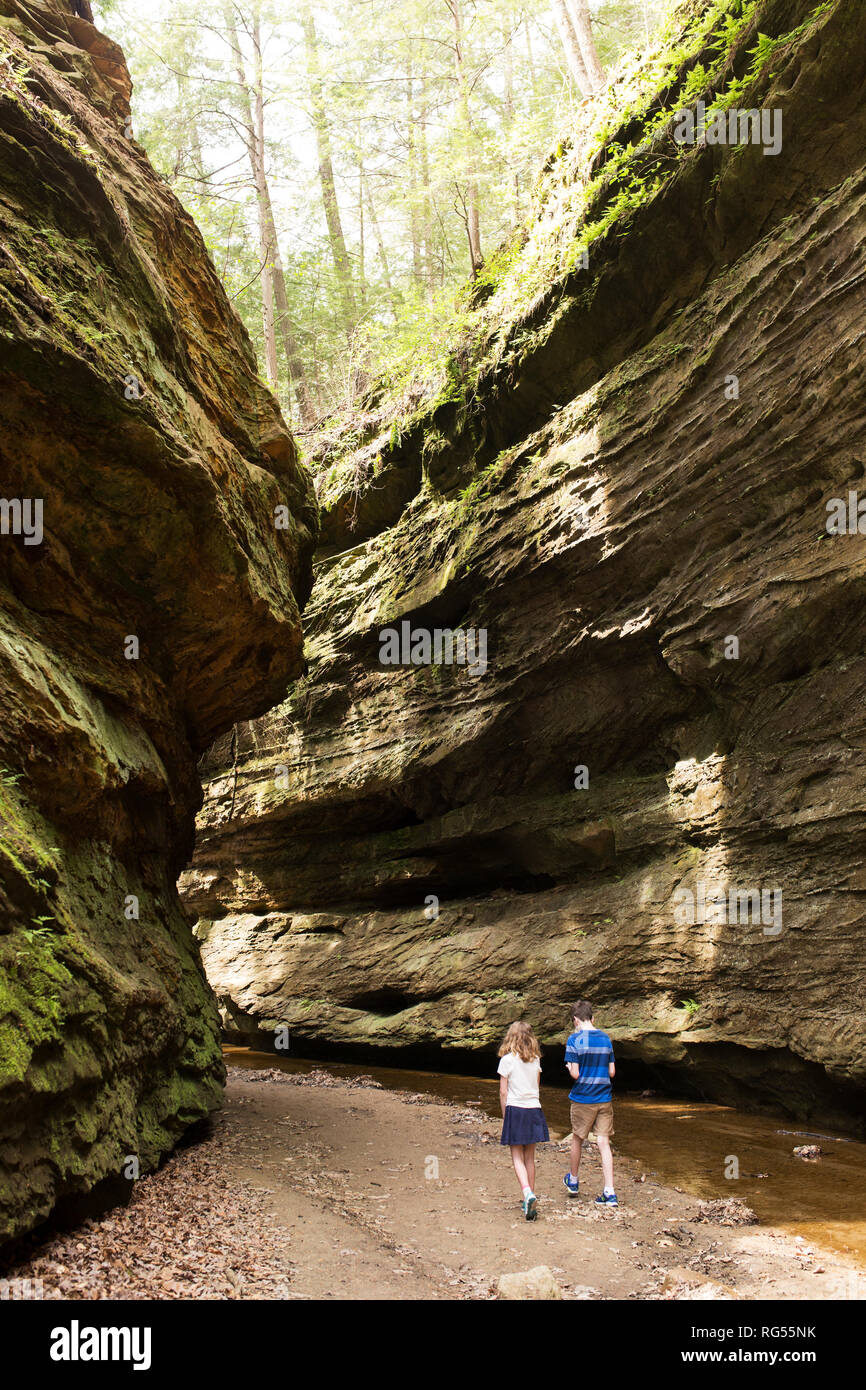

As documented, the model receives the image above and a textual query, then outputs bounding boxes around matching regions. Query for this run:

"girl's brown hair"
[498,1020,541,1062]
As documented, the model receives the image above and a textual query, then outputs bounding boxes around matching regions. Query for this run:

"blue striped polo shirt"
[565,1028,615,1103]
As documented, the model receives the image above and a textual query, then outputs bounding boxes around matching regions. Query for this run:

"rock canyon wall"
[0,0,317,1240]
[184,0,866,1132]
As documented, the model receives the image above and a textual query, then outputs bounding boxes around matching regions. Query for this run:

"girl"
[497,1020,550,1219]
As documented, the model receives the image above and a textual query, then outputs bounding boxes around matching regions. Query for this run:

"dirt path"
[221,1068,864,1301]
[6,1066,865,1300]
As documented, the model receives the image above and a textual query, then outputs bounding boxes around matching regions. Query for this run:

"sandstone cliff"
[184,0,866,1131]
[0,0,317,1241]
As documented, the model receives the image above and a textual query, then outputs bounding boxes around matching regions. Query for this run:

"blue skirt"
[500,1105,550,1146]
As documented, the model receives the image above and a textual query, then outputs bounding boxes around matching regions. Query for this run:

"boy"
[562,1000,617,1205]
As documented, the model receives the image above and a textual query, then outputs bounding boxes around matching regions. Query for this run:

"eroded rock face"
[0,0,317,1241]
[185,0,866,1130]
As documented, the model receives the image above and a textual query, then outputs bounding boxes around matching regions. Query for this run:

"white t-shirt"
[497,1052,542,1109]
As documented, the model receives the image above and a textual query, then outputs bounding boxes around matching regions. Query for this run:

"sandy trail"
[6,1067,865,1301]
[221,1069,865,1301]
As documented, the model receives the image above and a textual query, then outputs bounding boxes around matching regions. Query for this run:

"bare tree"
[224,4,314,423]
[446,0,482,276]
[363,172,400,318]
[503,5,521,220]
[550,0,591,95]
[565,0,606,91]
[300,1,357,335]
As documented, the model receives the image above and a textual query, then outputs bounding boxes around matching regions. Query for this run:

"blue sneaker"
[563,1173,579,1197]
[522,1194,538,1221]
[595,1191,618,1206]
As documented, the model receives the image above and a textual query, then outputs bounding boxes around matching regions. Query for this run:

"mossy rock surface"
[0,0,317,1243]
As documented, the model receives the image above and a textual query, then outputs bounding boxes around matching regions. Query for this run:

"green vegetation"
[288,0,840,500]
[96,0,668,424]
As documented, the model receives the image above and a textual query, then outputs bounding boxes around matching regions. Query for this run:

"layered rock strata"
[184,0,866,1130]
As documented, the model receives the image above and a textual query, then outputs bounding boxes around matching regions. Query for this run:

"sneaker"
[563,1173,579,1197]
[595,1192,618,1206]
[523,1194,538,1221]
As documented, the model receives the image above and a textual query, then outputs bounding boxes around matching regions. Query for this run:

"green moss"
[0,934,73,1086]
[0,776,60,888]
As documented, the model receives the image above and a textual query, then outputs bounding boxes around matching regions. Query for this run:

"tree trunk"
[364,172,399,318]
[448,0,482,276]
[300,1,356,335]
[249,13,278,388]
[357,143,366,308]
[502,9,520,222]
[262,194,316,425]
[565,0,606,91]
[224,5,314,424]
[523,14,538,96]
[417,70,436,298]
[406,63,425,289]
[550,0,590,95]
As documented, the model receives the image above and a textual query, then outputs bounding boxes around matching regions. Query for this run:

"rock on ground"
[497,1266,563,1300]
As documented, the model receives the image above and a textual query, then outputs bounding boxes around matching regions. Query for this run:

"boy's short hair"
[571,999,594,1022]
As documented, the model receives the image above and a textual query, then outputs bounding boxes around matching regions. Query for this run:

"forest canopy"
[93,1,667,428]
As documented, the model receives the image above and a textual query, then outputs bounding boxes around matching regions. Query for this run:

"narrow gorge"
[1,0,866,1256]
[183,2,866,1128]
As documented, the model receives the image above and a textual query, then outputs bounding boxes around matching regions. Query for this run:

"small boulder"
[793,1145,822,1160]
[497,1266,563,1300]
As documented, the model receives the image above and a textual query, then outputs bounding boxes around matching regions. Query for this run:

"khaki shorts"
[570,1100,614,1140]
